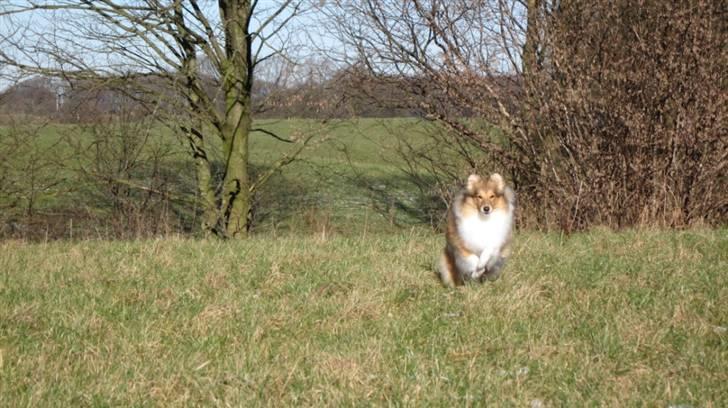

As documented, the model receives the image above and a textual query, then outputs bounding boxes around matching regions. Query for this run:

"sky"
[0,0,332,88]
[0,1,524,92]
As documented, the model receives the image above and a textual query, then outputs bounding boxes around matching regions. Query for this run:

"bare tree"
[321,0,529,225]
[0,0,318,238]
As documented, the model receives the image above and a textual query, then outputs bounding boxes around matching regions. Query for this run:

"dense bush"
[514,0,727,230]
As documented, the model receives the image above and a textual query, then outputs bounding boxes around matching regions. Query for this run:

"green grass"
[1,228,726,405]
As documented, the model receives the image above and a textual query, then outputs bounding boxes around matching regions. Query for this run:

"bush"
[514,0,727,230]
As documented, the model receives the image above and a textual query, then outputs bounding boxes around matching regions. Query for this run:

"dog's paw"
[471,267,486,280]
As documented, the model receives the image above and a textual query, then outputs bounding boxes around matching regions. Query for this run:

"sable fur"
[438,173,516,286]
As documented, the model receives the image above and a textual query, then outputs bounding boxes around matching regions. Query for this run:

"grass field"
[1,228,726,405]
[2,118,727,405]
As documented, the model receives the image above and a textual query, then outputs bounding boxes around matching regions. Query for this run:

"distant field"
[1,118,454,237]
[1,228,726,405]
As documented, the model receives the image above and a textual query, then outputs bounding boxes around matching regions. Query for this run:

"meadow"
[1,229,726,405]
[1,119,726,405]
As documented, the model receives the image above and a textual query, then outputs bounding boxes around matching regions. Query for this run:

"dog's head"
[465,173,509,216]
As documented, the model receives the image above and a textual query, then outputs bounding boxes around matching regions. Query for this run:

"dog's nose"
[482,206,491,214]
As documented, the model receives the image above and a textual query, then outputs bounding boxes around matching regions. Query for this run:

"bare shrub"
[62,107,192,239]
[0,119,67,221]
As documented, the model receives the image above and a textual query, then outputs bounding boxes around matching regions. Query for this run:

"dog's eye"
[489,195,495,199]
[476,194,483,199]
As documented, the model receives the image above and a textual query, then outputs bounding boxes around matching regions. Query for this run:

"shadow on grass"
[249,159,446,234]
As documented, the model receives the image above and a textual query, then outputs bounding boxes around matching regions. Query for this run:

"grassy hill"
[1,228,726,405]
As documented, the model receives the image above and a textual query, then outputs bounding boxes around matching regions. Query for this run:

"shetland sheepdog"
[437,173,516,286]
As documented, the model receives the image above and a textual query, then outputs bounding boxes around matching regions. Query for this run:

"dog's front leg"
[481,256,506,281]
[456,253,480,281]
[473,249,493,279]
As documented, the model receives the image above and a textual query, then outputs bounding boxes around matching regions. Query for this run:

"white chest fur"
[457,209,512,256]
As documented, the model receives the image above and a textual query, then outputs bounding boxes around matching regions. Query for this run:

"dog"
[437,173,516,286]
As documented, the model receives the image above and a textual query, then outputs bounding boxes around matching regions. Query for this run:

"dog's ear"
[489,173,505,194]
[466,174,481,192]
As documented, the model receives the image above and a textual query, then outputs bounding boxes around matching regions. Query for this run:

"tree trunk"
[189,130,218,235]
[175,2,220,237]
[221,107,251,238]
[220,0,253,238]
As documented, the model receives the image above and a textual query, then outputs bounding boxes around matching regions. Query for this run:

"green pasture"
[1,229,726,405]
